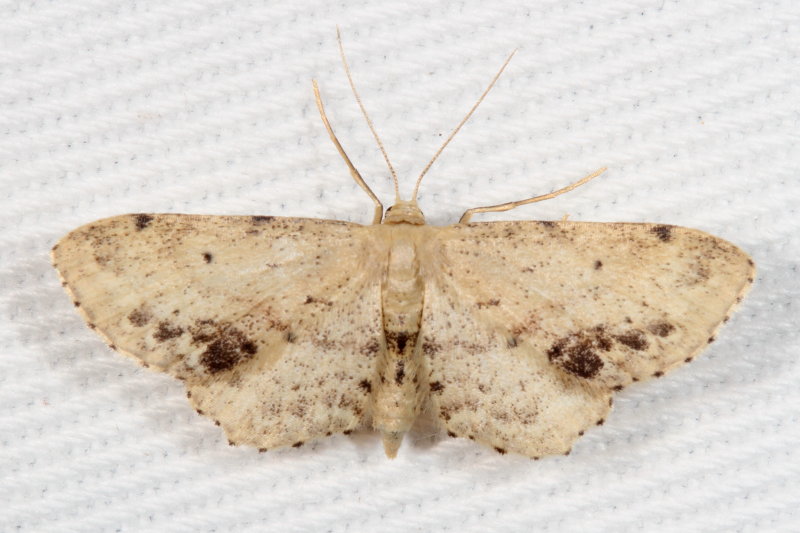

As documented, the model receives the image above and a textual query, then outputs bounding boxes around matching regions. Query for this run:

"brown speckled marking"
[128,307,152,327]
[134,214,153,230]
[251,216,274,224]
[422,340,441,356]
[547,327,610,379]
[153,321,184,342]
[358,379,372,393]
[648,321,675,337]
[304,295,332,306]
[614,330,648,351]
[202,252,213,263]
[594,260,603,270]
[494,446,507,454]
[361,339,379,357]
[429,381,444,393]
[651,225,672,242]
[653,371,664,377]
[198,326,258,374]
[394,360,406,385]
[596,418,605,426]
[386,331,417,354]
[292,441,304,448]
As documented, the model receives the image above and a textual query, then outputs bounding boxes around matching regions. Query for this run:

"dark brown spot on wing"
[651,225,673,242]
[614,330,649,351]
[547,327,610,379]
[422,340,441,356]
[361,339,380,357]
[429,381,444,393]
[594,260,603,270]
[202,252,213,263]
[358,380,372,394]
[647,322,675,337]
[198,325,258,374]
[134,214,153,230]
[128,307,152,327]
[251,216,274,224]
[153,321,184,342]
[494,446,507,455]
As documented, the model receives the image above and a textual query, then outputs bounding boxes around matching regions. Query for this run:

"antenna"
[313,80,384,225]
[337,27,401,202]
[412,49,516,202]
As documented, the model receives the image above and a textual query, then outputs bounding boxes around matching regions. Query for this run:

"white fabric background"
[1,1,798,531]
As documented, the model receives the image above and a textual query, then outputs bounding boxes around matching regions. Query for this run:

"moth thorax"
[383,201,425,225]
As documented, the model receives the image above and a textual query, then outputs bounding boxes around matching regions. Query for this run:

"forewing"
[52,214,387,450]
[420,221,753,457]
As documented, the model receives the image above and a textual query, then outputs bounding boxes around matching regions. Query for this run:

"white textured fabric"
[2,1,798,531]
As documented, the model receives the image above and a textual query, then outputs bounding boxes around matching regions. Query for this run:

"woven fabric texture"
[1,1,798,531]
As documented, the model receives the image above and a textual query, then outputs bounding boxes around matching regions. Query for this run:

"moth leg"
[313,80,384,225]
[458,167,606,224]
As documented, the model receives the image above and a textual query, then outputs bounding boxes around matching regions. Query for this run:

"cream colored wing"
[52,214,387,451]
[420,221,754,457]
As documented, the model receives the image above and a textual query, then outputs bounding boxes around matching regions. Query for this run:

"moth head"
[383,200,425,225]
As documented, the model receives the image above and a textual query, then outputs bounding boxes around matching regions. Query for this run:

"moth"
[52,33,755,459]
